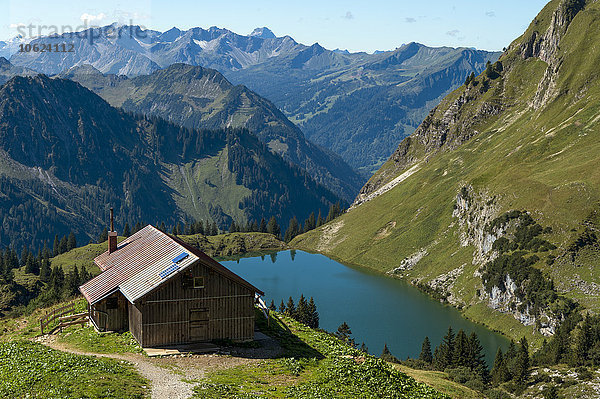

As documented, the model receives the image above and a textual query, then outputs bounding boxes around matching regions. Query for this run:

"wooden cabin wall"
[138,261,255,347]
[128,302,143,345]
[92,291,129,332]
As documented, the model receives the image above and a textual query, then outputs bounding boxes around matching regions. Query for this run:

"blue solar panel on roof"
[172,252,189,264]
[159,263,180,279]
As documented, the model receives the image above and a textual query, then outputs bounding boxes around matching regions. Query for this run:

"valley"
[1,0,599,397]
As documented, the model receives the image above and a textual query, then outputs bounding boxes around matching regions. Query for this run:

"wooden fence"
[40,301,88,335]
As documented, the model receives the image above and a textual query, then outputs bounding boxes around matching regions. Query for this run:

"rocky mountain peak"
[249,27,276,39]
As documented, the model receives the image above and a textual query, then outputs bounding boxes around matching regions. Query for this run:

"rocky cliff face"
[353,0,587,206]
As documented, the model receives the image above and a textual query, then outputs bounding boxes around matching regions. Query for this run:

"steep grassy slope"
[294,0,600,343]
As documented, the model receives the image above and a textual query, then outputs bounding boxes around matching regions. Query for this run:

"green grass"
[178,232,286,259]
[57,325,143,354]
[164,147,251,223]
[50,238,126,275]
[0,340,148,398]
[292,0,600,345]
[193,312,449,399]
[0,298,88,342]
[393,364,485,399]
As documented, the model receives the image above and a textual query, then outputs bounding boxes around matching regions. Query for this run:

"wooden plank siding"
[136,260,255,347]
[128,302,143,344]
[91,291,129,332]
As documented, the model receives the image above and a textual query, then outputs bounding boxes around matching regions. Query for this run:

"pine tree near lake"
[419,336,433,364]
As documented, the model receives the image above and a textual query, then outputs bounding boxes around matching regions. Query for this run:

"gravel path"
[37,336,198,399]
[35,334,276,399]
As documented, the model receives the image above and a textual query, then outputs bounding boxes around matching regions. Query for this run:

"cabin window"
[193,276,205,289]
[182,270,194,288]
[106,297,118,309]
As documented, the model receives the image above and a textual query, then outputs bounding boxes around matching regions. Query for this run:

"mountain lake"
[223,249,510,365]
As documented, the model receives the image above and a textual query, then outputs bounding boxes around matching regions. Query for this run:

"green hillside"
[293,0,600,344]
[0,75,342,250]
[59,63,363,201]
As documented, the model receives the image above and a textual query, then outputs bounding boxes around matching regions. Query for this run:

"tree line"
[269,294,320,329]
[111,201,345,245]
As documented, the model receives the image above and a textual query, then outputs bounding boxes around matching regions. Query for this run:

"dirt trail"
[36,337,200,399]
[34,332,279,399]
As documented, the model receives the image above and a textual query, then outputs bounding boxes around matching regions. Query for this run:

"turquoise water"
[223,250,510,365]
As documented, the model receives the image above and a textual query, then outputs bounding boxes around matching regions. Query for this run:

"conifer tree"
[317,210,324,227]
[285,296,296,317]
[381,343,391,357]
[20,246,29,267]
[65,266,81,297]
[284,217,300,242]
[267,216,281,239]
[53,235,60,256]
[134,222,142,233]
[419,336,433,364]
[326,204,336,223]
[259,218,267,233]
[42,241,50,260]
[514,337,530,382]
[67,232,77,251]
[453,329,470,368]
[159,222,167,232]
[575,316,592,365]
[360,342,369,353]
[491,348,510,386]
[434,326,456,370]
[268,300,276,311]
[279,299,286,313]
[40,257,51,282]
[296,294,309,324]
[80,267,91,285]
[381,343,397,362]
[123,223,131,237]
[97,228,108,244]
[336,322,354,346]
[468,332,489,381]
[307,297,319,328]
[58,235,68,254]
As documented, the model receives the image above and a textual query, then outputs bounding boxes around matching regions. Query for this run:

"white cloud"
[343,11,354,20]
[113,10,151,21]
[446,29,460,37]
[80,13,107,23]
[486,11,496,18]
[405,17,416,23]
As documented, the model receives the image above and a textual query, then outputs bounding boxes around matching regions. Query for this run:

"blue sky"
[2,0,550,52]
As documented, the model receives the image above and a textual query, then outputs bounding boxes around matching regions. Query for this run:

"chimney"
[108,207,118,254]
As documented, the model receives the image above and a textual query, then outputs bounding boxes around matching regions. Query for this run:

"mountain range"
[57,62,362,201]
[7,25,500,174]
[294,0,600,343]
[0,75,342,250]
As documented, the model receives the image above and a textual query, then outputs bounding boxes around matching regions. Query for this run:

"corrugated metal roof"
[79,225,263,305]
[119,244,197,303]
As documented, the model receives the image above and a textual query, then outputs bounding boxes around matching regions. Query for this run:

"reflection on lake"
[223,250,509,364]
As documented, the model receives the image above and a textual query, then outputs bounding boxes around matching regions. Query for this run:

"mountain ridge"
[293,0,600,343]
[0,75,343,250]
[7,25,500,173]
[57,62,362,201]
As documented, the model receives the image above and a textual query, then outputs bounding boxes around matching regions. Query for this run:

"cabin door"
[189,309,209,341]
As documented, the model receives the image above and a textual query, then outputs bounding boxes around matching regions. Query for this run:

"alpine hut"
[79,212,264,347]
